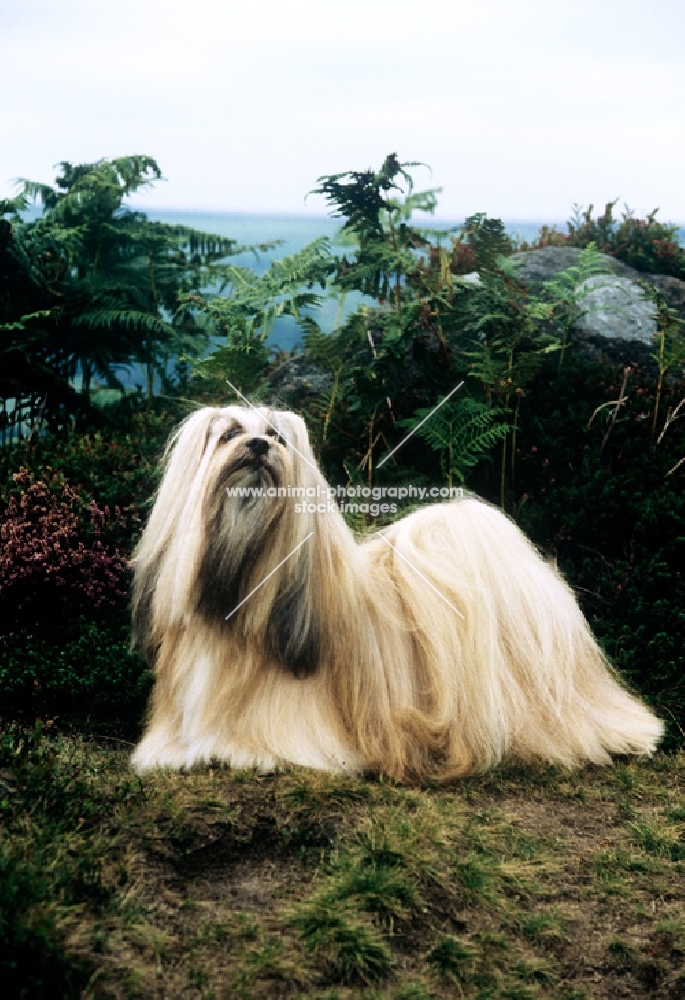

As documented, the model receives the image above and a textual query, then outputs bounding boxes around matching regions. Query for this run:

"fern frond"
[73,309,174,335]
[399,397,509,484]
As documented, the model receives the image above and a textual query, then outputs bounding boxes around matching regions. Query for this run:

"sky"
[2,0,685,223]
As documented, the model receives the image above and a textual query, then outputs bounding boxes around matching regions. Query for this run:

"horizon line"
[121,205,622,224]
[123,204,685,225]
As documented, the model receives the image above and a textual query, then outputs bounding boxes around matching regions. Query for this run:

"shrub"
[1,468,130,634]
[566,201,685,278]
[511,354,685,742]
[0,618,150,712]
[0,469,150,713]
[0,406,179,520]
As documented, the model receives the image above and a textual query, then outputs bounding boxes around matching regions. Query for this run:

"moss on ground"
[1,722,684,999]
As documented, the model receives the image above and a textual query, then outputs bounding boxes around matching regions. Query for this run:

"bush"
[1,468,130,633]
[0,469,150,714]
[0,618,150,712]
[0,406,179,519]
[510,354,685,742]
[533,201,685,279]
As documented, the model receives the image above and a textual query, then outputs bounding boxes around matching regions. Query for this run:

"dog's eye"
[266,428,286,446]
[218,427,241,444]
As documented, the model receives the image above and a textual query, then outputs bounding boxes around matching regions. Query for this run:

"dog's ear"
[265,571,321,678]
[270,411,319,473]
[261,411,324,677]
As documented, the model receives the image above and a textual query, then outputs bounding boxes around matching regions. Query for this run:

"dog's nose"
[246,437,270,456]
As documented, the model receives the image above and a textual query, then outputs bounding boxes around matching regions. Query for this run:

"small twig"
[666,456,685,477]
[656,397,685,446]
[660,705,685,741]
[587,366,631,452]
[357,432,383,472]
[573,586,611,604]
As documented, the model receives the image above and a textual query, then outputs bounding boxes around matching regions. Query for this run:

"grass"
[1,721,684,999]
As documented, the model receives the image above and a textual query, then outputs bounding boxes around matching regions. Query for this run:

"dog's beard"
[196,443,284,619]
[194,434,321,678]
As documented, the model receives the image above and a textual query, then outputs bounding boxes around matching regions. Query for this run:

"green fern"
[73,309,174,336]
[187,237,334,352]
[192,343,269,395]
[398,397,509,488]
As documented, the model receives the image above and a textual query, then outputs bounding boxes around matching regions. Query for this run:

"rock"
[510,246,685,367]
[265,353,333,407]
[574,274,657,346]
[457,271,483,286]
[647,273,685,315]
[512,246,638,286]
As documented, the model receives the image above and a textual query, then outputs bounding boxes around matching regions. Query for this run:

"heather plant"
[0,468,130,632]
[0,469,148,710]
[0,405,178,518]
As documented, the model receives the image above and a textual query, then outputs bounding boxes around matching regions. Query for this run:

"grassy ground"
[1,723,684,1000]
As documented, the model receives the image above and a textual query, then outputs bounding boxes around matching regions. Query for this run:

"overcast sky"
[3,0,684,222]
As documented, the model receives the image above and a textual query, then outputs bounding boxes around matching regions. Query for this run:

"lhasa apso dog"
[131,405,662,780]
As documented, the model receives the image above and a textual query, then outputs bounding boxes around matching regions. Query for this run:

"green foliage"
[314,152,437,240]
[0,838,90,999]
[566,200,685,278]
[459,212,513,270]
[511,353,685,741]
[0,618,150,712]
[290,157,494,488]
[1,156,246,423]
[194,342,271,395]
[398,396,509,487]
[0,723,145,997]
[535,242,616,368]
[192,236,333,348]
[313,153,442,340]
[294,899,392,984]
[189,237,334,394]
[426,935,478,981]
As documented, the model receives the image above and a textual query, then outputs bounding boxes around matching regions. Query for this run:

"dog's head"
[202,405,313,491]
[133,405,342,677]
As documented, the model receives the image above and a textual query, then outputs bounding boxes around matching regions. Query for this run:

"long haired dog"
[131,405,663,780]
